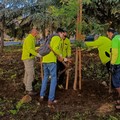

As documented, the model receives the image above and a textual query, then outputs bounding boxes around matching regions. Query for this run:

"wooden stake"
[109,73,112,93]
[73,48,78,90]
[78,48,82,90]
[73,0,82,90]
[65,63,70,90]
[40,59,43,80]
[109,49,112,93]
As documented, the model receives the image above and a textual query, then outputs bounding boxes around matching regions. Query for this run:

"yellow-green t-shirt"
[21,34,37,60]
[85,36,111,64]
[60,38,71,58]
[42,36,61,63]
[111,35,120,65]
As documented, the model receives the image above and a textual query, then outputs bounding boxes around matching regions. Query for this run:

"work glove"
[36,53,42,58]
[64,58,68,62]
[109,64,116,74]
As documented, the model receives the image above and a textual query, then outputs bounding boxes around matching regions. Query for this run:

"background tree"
[84,0,120,29]
[50,0,120,36]
[0,3,5,52]
[0,0,32,51]
[0,0,120,52]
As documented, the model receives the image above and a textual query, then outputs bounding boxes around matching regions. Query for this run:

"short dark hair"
[107,28,116,33]
[64,30,67,32]
[56,28,64,33]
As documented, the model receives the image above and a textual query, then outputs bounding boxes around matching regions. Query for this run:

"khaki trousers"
[23,59,35,91]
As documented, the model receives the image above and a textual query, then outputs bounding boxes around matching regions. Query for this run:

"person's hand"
[64,58,72,63]
[67,57,73,64]
[64,58,68,62]
[57,56,64,62]
[36,53,42,58]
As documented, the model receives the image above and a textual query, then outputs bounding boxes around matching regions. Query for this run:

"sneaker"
[53,99,58,103]
[115,105,120,110]
[26,91,37,96]
[58,84,64,89]
[116,100,120,104]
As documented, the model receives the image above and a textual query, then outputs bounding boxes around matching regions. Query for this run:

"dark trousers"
[57,60,66,85]
[112,65,120,88]
[106,61,110,73]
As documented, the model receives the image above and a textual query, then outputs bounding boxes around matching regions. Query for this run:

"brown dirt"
[0,46,120,120]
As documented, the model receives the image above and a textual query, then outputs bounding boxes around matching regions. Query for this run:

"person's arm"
[35,46,40,50]
[25,38,38,56]
[85,37,102,47]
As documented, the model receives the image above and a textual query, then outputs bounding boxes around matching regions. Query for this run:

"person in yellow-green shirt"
[107,28,120,109]
[57,30,71,89]
[40,28,65,108]
[85,35,112,72]
[22,28,41,96]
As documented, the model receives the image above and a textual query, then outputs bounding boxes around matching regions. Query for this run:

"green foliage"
[0,0,120,41]
[111,2,120,16]
[0,111,5,116]
[16,101,23,110]
[74,112,82,120]
[74,40,87,49]
[53,112,61,120]
[9,109,18,115]
[10,100,23,115]
[52,111,68,120]
[82,54,109,81]
[99,113,120,120]
[82,20,109,35]
[85,0,120,29]
[49,0,120,35]
[11,74,17,79]
[107,115,119,120]
[50,0,78,28]
[0,68,4,75]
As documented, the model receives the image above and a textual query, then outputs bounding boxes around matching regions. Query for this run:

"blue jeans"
[112,65,120,88]
[40,63,57,101]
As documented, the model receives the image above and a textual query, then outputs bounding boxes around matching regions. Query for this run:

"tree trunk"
[0,17,5,53]
[0,30,4,52]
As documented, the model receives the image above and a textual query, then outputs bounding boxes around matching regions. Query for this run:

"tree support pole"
[73,48,79,90]
[73,0,82,90]
[40,59,43,80]
[65,63,70,90]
